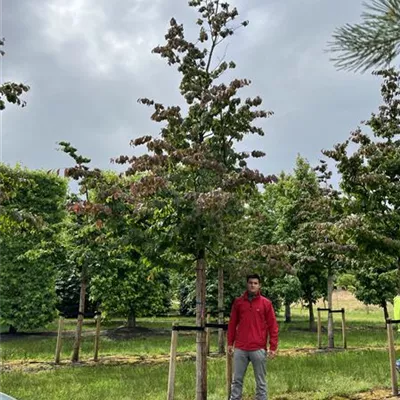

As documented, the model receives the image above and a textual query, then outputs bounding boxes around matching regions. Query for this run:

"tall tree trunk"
[285,300,291,323]
[71,270,87,362]
[382,300,389,321]
[217,267,225,354]
[308,298,315,331]
[196,249,207,400]
[8,325,17,334]
[327,273,334,349]
[127,309,136,329]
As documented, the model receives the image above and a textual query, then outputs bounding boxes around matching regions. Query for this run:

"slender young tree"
[328,0,400,72]
[58,142,108,362]
[114,2,274,398]
[58,144,180,360]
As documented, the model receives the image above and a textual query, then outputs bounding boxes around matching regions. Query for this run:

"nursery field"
[1,291,399,400]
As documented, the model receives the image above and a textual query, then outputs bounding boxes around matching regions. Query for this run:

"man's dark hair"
[247,274,261,283]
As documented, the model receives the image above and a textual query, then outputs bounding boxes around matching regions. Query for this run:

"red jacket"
[227,291,279,352]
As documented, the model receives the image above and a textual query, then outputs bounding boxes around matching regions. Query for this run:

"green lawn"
[0,350,392,400]
[0,305,392,363]
[0,296,398,399]
[0,323,390,363]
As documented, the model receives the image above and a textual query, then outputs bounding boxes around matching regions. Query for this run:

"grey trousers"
[230,348,267,400]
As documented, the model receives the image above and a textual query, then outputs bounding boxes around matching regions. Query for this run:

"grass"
[0,334,198,362]
[0,309,391,362]
[0,350,392,400]
[0,321,390,363]
[0,291,397,399]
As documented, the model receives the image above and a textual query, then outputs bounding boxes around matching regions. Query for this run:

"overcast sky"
[1,0,384,183]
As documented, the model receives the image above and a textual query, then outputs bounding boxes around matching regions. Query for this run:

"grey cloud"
[1,0,384,185]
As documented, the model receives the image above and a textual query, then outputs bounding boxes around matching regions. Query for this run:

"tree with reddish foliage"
[57,142,106,363]
[0,39,29,111]
[114,1,275,398]
[58,143,178,363]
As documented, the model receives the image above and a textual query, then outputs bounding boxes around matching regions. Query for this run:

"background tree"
[324,68,400,305]
[271,274,302,323]
[55,223,97,318]
[55,263,97,318]
[301,161,351,346]
[90,259,170,327]
[328,0,400,72]
[205,209,266,353]
[255,157,327,330]
[287,159,327,331]
[88,170,177,326]
[59,146,176,359]
[351,251,397,320]
[244,186,296,318]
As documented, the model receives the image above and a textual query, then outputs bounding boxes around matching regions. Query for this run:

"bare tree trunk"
[196,249,207,400]
[217,267,225,354]
[127,309,136,329]
[308,299,315,331]
[285,300,291,323]
[327,273,334,349]
[8,325,17,334]
[382,300,389,321]
[71,271,87,362]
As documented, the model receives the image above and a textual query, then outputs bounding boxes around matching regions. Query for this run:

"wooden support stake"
[226,332,233,400]
[167,325,179,400]
[55,316,64,364]
[218,267,225,354]
[206,313,211,356]
[195,254,207,400]
[341,308,347,349]
[93,312,101,362]
[317,309,322,349]
[387,320,398,396]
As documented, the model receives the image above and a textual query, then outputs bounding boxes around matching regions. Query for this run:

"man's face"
[247,278,260,294]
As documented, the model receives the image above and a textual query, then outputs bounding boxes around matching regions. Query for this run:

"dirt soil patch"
[0,345,393,373]
[270,388,397,400]
[331,388,398,399]
[0,325,172,343]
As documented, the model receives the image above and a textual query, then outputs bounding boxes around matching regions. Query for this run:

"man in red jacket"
[227,274,279,400]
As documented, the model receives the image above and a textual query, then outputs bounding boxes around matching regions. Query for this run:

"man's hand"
[228,345,234,355]
[267,350,276,359]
